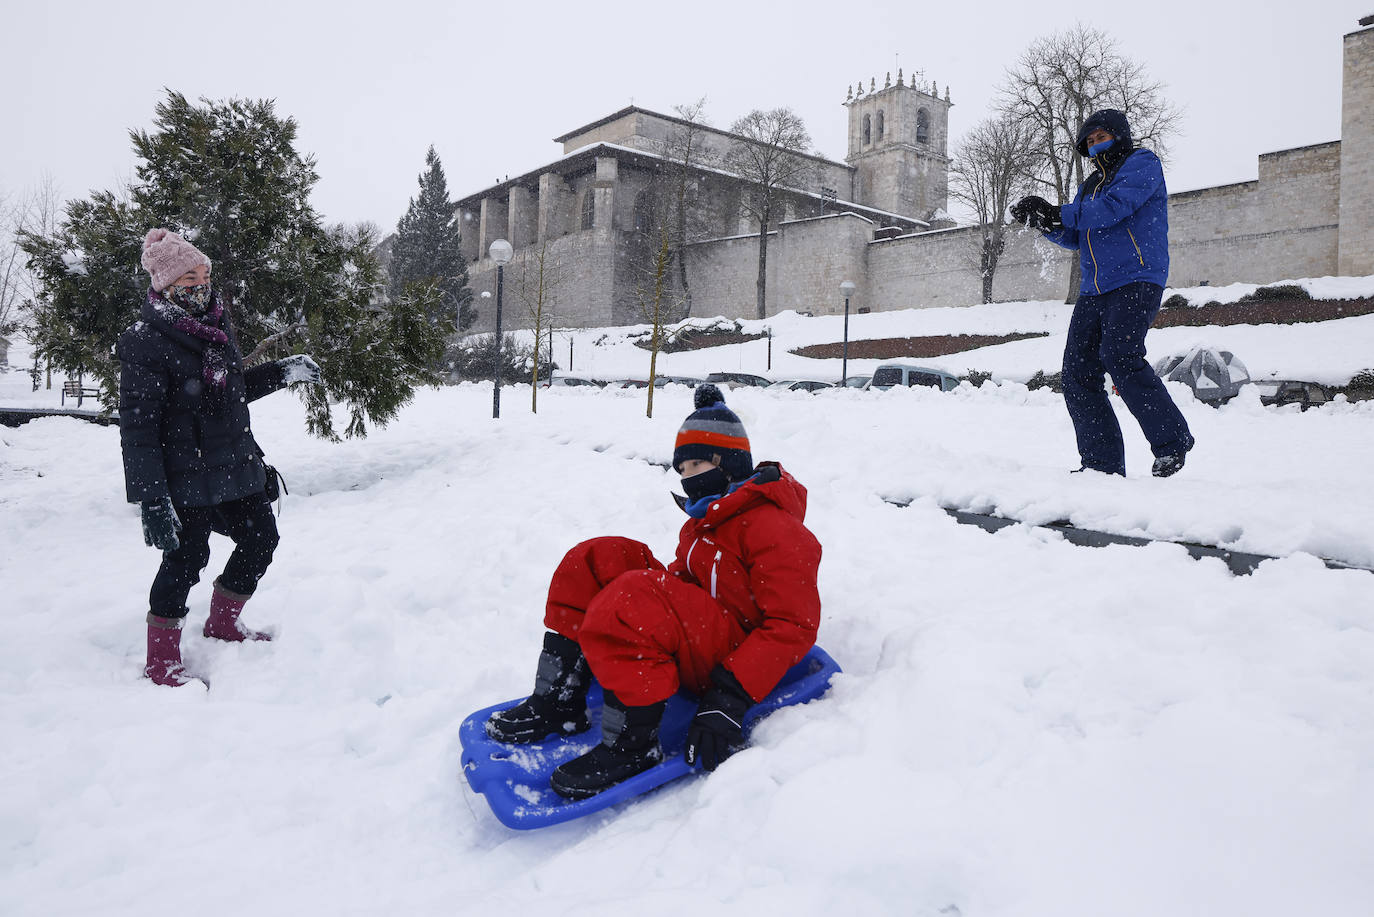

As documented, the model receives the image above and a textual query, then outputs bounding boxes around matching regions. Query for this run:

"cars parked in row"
[547,365,967,395]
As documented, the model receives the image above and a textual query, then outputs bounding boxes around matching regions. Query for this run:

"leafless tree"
[512,237,564,413]
[634,221,689,420]
[0,176,62,336]
[0,191,21,337]
[723,108,815,319]
[658,98,714,319]
[998,24,1182,300]
[949,116,1041,303]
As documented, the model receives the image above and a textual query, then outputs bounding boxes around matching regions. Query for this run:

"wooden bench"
[61,379,100,407]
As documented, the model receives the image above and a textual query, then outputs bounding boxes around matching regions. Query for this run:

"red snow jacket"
[667,463,822,702]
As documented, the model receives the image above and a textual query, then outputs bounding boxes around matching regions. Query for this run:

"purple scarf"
[147,289,230,411]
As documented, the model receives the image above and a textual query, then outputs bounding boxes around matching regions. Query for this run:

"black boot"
[485,631,591,743]
[550,692,665,800]
[1151,452,1187,477]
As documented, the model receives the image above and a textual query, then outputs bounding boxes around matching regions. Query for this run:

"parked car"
[867,362,960,392]
[652,374,707,388]
[540,373,603,388]
[604,378,649,390]
[1253,379,1333,410]
[839,375,872,389]
[707,372,772,389]
[766,379,835,393]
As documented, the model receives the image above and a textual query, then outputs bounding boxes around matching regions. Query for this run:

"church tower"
[844,71,952,221]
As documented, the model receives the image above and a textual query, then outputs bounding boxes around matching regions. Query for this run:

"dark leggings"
[149,493,280,619]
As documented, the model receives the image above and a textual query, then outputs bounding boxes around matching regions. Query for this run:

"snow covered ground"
[3,284,1373,916]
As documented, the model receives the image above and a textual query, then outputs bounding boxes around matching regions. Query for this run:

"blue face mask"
[1088,137,1114,157]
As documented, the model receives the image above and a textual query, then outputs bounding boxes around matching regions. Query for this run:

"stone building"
[458,18,1372,331]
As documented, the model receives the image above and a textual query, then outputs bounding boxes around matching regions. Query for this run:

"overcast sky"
[3,0,1368,233]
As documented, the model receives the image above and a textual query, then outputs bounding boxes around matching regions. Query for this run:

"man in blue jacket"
[1013,109,1195,478]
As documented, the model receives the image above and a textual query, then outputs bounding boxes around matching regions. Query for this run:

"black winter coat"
[117,292,286,507]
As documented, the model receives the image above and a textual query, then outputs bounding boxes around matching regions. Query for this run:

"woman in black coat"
[119,228,322,687]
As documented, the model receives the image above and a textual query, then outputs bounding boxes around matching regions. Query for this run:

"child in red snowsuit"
[486,384,823,799]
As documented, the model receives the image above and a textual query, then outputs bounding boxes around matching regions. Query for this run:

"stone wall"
[1167,142,1341,287]
[681,213,876,319]
[466,229,616,334]
[1340,24,1374,274]
[861,137,1345,310]
[867,227,1072,309]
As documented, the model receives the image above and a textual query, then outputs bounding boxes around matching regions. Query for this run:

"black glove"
[1011,195,1062,231]
[140,496,182,551]
[685,665,753,772]
[1009,196,1036,225]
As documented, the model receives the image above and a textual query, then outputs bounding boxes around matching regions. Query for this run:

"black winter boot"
[550,692,666,800]
[485,631,592,743]
[1151,452,1187,478]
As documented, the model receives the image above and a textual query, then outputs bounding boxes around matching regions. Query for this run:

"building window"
[862,114,871,145]
[876,111,885,141]
[581,191,595,230]
[633,189,655,235]
[916,109,929,144]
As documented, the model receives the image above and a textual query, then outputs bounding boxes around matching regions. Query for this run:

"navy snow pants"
[1061,281,1194,475]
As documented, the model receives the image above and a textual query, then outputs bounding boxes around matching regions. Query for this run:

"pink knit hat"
[140,228,211,291]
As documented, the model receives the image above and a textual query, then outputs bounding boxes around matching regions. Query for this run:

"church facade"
[457,19,1373,332]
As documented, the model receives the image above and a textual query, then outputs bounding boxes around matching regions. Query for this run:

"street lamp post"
[839,280,856,386]
[489,239,513,418]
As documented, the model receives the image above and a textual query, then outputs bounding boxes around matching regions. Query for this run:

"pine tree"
[19,90,452,438]
[389,146,475,334]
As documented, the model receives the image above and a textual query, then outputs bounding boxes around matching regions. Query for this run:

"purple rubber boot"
[203,579,272,642]
[145,614,198,687]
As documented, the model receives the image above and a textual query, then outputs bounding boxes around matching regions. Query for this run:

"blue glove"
[140,496,182,551]
[278,354,322,385]
[685,665,753,771]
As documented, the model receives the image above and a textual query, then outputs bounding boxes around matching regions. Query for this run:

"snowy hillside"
[2,283,1373,917]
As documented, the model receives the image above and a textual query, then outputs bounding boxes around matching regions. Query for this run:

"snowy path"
[3,380,1373,916]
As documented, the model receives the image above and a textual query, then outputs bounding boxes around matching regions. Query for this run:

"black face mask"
[681,464,731,504]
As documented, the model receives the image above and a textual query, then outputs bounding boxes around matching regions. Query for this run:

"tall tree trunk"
[981,238,995,304]
[982,229,1006,304]
[755,200,770,320]
[674,179,691,320]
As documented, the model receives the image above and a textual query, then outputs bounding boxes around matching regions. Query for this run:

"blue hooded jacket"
[1042,109,1170,295]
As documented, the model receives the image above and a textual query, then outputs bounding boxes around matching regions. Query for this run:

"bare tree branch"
[244,320,309,364]
[949,116,1039,302]
[513,238,564,412]
[997,24,1182,300]
[723,108,815,319]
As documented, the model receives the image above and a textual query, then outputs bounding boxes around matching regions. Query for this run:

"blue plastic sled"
[460,645,841,830]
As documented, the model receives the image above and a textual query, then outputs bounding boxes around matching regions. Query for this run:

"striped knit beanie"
[673,384,753,480]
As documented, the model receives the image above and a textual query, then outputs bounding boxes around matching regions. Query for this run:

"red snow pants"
[543,536,747,707]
